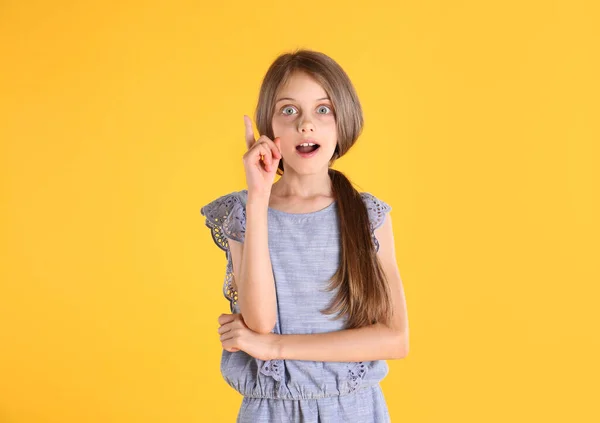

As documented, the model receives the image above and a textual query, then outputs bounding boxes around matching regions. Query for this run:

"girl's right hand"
[243,115,282,197]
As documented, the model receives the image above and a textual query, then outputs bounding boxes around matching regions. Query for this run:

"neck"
[271,167,333,199]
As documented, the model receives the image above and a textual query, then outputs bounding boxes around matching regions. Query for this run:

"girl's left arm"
[218,213,409,362]
[273,212,409,361]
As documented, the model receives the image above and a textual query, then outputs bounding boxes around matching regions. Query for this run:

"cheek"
[272,117,292,130]
[322,115,337,127]
[271,120,296,146]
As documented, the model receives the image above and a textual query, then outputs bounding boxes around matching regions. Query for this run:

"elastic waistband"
[240,382,381,400]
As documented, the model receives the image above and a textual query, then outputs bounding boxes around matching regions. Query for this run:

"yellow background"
[1,0,598,422]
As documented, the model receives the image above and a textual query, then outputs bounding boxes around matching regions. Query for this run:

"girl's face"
[271,71,337,175]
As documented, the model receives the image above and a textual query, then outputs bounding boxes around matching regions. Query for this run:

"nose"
[298,118,315,133]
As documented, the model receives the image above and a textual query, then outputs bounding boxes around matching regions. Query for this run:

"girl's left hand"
[218,313,280,361]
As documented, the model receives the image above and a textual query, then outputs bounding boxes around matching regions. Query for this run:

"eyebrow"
[275,97,330,103]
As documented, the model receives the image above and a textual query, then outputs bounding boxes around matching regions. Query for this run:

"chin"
[285,162,330,175]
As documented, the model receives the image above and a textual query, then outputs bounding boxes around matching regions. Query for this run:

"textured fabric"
[200,189,393,422]
[237,384,390,423]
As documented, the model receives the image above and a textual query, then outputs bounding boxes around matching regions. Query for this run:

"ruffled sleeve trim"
[200,191,247,311]
[200,191,247,252]
[360,192,392,252]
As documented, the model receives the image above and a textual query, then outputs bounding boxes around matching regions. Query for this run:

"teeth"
[299,143,316,147]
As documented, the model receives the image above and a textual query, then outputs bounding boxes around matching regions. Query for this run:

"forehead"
[277,71,328,99]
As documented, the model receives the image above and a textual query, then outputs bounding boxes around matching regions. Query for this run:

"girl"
[201,49,409,422]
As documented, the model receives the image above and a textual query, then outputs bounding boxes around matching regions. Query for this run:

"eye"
[281,106,297,116]
[317,105,332,114]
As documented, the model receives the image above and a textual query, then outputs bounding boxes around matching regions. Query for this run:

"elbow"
[393,331,409,359]
[381,322,409,359]
[248,320,276,335]
[397,342,409,359]
[238,299,277,334]
[244,315,276,335]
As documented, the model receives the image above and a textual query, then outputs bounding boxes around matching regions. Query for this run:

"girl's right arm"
[228,116,282,334]
[229,194,276,334]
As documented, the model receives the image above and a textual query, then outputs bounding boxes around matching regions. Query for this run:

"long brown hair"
[254,49,393,329]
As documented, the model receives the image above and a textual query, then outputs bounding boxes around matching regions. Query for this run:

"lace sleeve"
[200,191,246,311]
[360,192,392,252]
[200,192,246,252]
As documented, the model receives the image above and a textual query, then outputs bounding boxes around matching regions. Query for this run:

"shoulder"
[359,192,392,229]
[200,190,248,248]
[200,190,247,218]
[200,189,246,210]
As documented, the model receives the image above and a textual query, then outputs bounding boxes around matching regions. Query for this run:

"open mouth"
[296,144,321,154]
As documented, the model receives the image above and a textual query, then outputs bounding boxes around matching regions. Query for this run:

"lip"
[295,138,319,147]
[295,143,321,159]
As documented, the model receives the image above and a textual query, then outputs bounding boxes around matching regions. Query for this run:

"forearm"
[238,194,277,334]
[273,323,408,362]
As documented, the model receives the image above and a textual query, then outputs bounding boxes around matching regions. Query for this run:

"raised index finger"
[244,115,256,150]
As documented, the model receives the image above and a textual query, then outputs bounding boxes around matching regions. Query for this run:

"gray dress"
[201,189,392,422]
